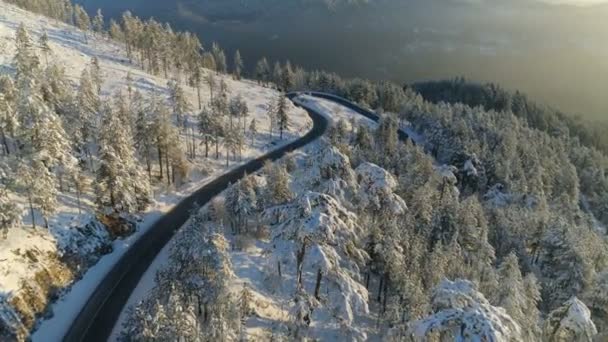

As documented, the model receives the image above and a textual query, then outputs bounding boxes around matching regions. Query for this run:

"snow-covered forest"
[0,1,311,340]
[1,0,608,341]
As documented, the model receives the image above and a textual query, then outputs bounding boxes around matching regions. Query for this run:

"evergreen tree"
[167,79,191,130]
[0,184,21,238]
[272,62,282,89]
[38,30,51,67]
[96,104,151,213]
[17,159,57,229]
[92,9,104,34]
[90,56,104,95]
[74,4,91,43]
[281,61,295,92]
[233,50,243,80]
[211,42,227,74]
[264,162,292,205]
[255,57,270,85]
[276,95,290,139]
[76,68,100,169]
[108,19,123,41]
[249,118,257,145]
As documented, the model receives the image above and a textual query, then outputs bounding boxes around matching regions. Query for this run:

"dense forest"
[412,78,608,156]
[2,0,608,341]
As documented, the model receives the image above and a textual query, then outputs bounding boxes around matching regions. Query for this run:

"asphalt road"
[64,92,405,342]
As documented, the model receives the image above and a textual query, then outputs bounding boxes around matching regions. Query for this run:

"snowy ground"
[0,1,310,339]
[109,95,390,341]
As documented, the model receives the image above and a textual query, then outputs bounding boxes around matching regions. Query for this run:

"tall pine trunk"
[157,145,163,180]
[28,194,36,229]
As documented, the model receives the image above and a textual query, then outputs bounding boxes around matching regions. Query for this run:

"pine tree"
[265,98,276,141]
[74,5,91,43]
[272,62,282,89]
[109,19,123,41]
[38,30,51,67]
[0,184,21,238]
[133,91,154,179]
[281,61,295,92]
[496,253,541,341]
[90,56,104,95]
[212,43,227,74]
[264,162,292,205]
[249,118,257,146]
[77,68,100,170]
[92,9,104,35]
[255,57,270,85]
[96,104,151,213]
[233,50,243,80]
[0,79,18,155]
[205,72,216,101]
[167,79,191,130]
[17,159,57,229]
[14,24,40,91]
[276,95,290,140]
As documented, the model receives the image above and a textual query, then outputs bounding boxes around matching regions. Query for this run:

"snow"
[0,1,311,339]
[111,100,385,340]
[412,279,521,342]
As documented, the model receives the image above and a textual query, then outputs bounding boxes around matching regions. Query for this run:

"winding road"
[64,93,406,342]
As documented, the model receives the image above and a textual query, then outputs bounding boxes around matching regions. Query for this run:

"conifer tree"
[211,43,227,74]
[109,19,123,41]
[38,30,51,67]
[90,56,104,95]
[96,104,151,213]
[17,159,57,229]
[0,184,21,238]
[255,57,270,85]
[249,118,257,145]
[233,50,243,80]
[281,61,295,92]
[276,95,290,140]
[74,5,91,43]
[92,9,104,35]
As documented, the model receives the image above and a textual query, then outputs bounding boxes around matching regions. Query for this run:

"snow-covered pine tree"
[74,4,91,43]
[542,297,597,342]
[249,118,257,146]
[90,56,104,95]
[281,61,295,92]
[224,176,257,234]
[77,68,100,170]
[272,62,282,89]
[167,79,191,130]
[92,9,104,35]
[233,50,243,80]
[264,162,292,205]
[16,159,57,229]
[496,253,541,341]
[14,23,40,97]
[0,184,21,238]
[109,19,123,41]
[211,42,227,74]
[96,103,151,213]
[255,57,270,85]
[265,98,277,142]
[133,91,154,179]
[38,30,51,67]
[276,94,290,140]
[0,79,18,155]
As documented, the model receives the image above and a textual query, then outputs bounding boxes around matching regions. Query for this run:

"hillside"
[0,1,310,340]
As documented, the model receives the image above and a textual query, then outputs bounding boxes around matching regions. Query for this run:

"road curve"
[65,91,406,342]
[64,94,328,342]
[291,91,412,143]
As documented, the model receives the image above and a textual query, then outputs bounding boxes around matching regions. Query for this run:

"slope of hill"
[0,2,310,340]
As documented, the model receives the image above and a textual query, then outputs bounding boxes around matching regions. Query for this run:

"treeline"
[412,77,608,155]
